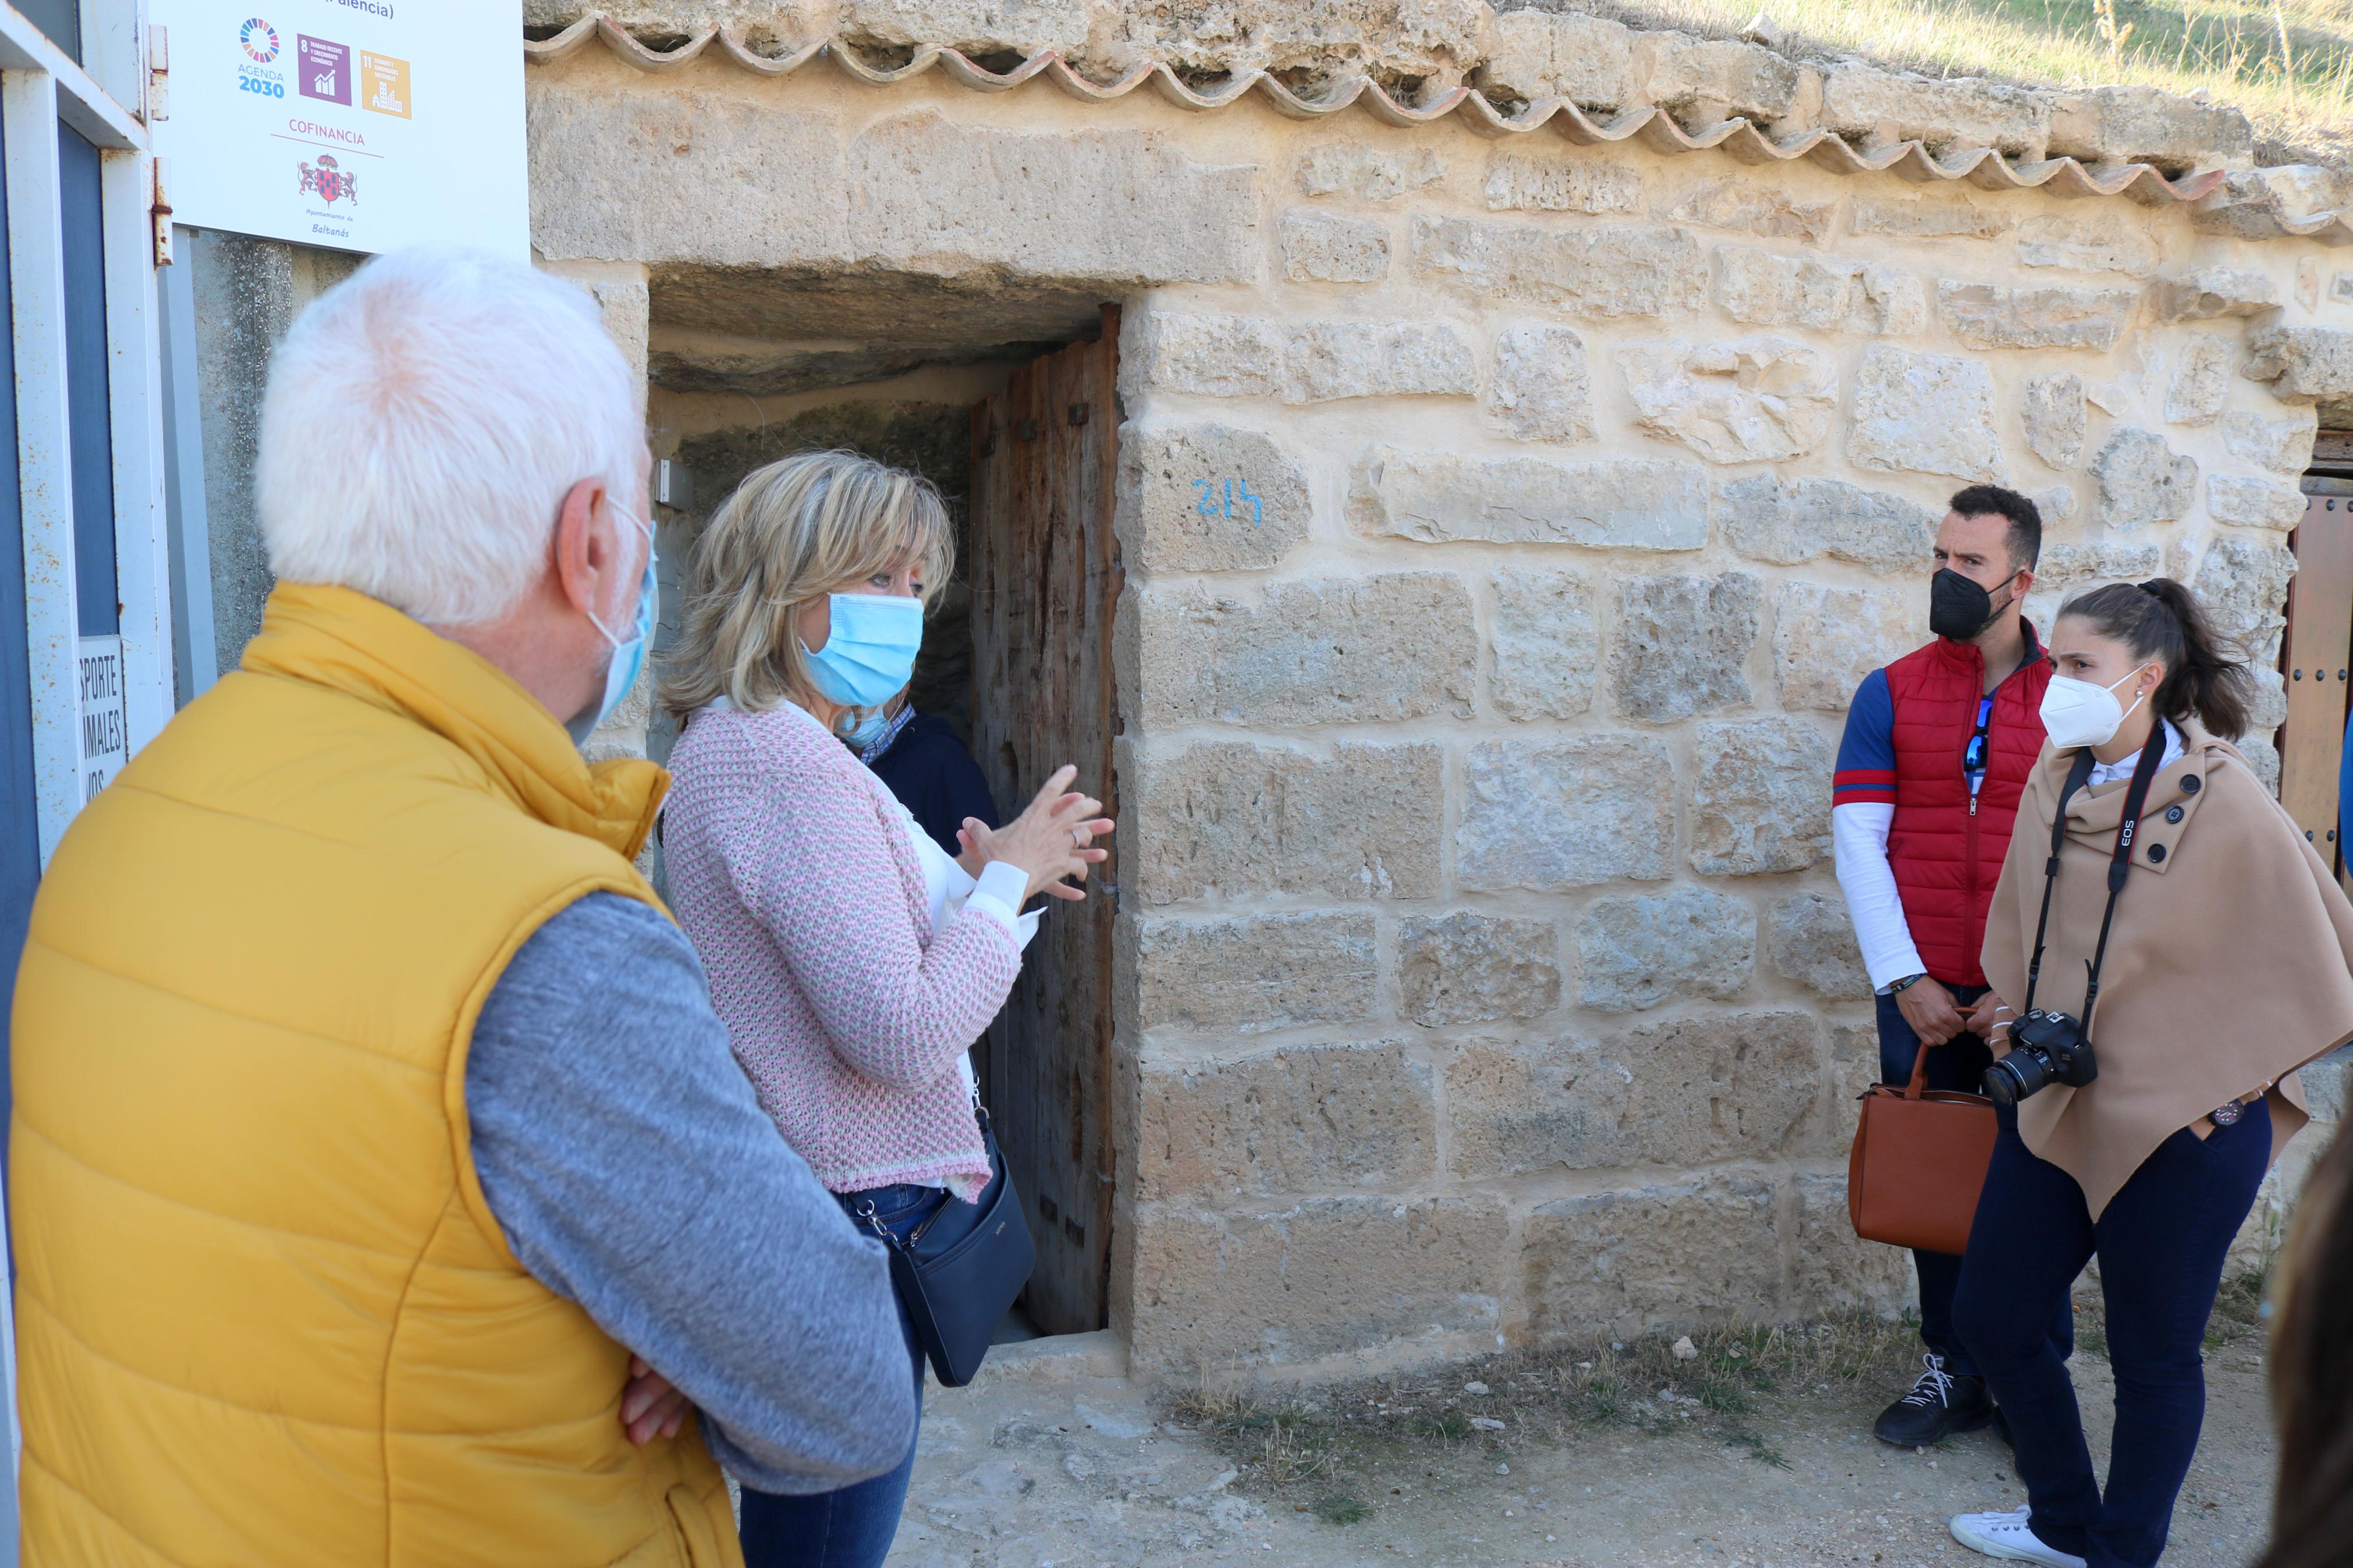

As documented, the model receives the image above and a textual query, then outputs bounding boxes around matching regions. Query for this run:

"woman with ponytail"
[1944,579,2353,1568]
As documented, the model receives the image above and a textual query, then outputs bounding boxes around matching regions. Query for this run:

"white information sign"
[151,1,528,256]
[76,636,126,803]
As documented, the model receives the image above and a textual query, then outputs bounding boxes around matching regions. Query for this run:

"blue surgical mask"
[800,593,923,710]
[843,707,895,749]
[568,503,657,746]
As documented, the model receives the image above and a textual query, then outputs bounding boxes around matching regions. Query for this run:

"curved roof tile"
[523,15,2353,230]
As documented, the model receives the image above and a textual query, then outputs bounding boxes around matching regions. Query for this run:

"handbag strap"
[2022,727,2167,1023]
[852,1103,1002,1254]
[1902,1039,1932,1100]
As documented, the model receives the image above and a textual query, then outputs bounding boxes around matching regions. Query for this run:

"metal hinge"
[151,157,173,267]
[147,24,168,122]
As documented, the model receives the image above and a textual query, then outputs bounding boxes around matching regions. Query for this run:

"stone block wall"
[185,232,364,675]
[1095,104,2343,1377]
[524,55,2351,1378]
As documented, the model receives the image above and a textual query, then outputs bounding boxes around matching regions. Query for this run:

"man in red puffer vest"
[1834,485,2071,1449]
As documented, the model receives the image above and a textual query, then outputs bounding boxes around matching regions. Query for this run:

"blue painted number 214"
[1193,477,1264,526]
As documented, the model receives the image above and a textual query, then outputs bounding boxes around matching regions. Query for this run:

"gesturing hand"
[956,763,1116,904]
[620,1354,689,1446]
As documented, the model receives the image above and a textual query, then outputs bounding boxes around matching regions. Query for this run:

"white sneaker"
[1949,1507,2086,1568]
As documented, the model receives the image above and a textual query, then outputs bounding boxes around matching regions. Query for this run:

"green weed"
[1411,1410,1472,1440]
[1731,1431,1795,1470]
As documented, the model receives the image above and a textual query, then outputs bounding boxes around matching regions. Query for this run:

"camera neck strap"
[2022,724,2170,1028]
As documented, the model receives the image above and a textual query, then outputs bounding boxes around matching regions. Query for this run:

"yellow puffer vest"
[9,585,741,1567]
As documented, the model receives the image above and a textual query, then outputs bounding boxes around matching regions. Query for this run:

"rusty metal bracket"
[151,156,173,267]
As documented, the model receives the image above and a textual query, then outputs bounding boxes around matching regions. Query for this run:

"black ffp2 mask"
[1929,568,2012,641]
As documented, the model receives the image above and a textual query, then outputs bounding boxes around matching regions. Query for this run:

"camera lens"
[1982,1054,2039,1106]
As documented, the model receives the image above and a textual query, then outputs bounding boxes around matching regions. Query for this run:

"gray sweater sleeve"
[466,891,916,1494]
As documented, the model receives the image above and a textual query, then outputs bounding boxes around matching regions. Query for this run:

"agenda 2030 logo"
[237,17,288,97]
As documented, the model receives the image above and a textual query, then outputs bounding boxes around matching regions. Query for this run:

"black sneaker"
[1873,1354,1996,1447]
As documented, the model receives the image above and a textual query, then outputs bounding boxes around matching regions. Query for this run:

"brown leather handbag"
[1847,1041,1997,1256]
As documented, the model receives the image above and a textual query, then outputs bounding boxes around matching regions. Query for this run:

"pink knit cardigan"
[662,701,1020,1200]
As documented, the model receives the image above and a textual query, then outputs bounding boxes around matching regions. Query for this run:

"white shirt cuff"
[964,861,1031,939]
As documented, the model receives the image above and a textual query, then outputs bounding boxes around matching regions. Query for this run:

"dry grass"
[1580,0,2353,162]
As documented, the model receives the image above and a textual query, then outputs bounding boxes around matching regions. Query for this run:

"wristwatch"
[2209,1100,2244,1128]
[1888,973,1929,994]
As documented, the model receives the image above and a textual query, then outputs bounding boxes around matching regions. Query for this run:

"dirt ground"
[882,1295,2277,1568]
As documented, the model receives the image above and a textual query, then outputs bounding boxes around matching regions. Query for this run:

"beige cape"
[1980,720,2353,1219]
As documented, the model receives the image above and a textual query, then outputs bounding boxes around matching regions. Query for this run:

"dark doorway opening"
[647,275,1124,1337]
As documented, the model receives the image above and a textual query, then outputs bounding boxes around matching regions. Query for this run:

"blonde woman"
[657,449,1113,1567]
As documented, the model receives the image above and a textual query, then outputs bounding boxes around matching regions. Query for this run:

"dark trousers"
[1875,986,2073,1378]
[739,1183,941,1568]
[1954,1101,2272,1568]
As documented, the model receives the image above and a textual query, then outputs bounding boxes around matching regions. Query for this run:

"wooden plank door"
[967,308,1122,1335]
[2279,485,2353,876]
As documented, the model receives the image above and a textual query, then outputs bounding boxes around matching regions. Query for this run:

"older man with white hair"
[8,249,913,1565]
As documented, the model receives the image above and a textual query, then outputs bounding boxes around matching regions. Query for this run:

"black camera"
[1982,1009,2099,1106]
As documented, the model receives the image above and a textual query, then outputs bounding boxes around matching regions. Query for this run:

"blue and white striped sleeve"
[1833,669,1897,808]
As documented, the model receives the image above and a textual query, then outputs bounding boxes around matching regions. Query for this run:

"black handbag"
[851,1107,1036,1388]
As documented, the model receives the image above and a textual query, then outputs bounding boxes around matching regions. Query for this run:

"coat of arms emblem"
[299,154,357,206]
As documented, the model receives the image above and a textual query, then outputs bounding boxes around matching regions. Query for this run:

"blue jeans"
[1954,1099,2271,1568]
[1876,985,2072,1378]
[739,1182,941,1568]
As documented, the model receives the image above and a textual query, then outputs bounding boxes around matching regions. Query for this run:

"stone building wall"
[184,232,363,674]
[525,37,2350,1378]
